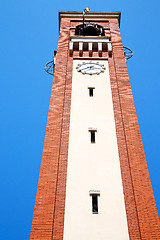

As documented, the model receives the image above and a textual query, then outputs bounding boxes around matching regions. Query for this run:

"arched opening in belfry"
[83,26,99,36]
[75,23,105,36]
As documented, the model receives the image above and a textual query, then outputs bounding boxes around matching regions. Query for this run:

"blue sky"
[0,0,160,239]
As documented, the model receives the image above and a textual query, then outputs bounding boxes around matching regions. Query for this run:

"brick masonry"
[108,18,160,239]
[30,17,72,240]
[30,13,160,240]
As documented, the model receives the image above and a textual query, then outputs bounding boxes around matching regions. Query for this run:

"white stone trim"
[88,42,92,56]
[88,128,97,131]
[89,190,100,195]
[98,42,102,57]
[69,41,73,55]
[79,42,83,56]
[70,36,111,40]
[71,38,111,43]
[69,37,112,56]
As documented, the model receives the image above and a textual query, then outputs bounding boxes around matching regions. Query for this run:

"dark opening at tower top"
[75,23,105,36]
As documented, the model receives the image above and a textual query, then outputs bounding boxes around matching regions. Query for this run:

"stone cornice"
[59,11,121,29]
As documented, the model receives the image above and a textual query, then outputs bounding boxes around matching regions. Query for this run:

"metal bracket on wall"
[123,46,133,60]
[45,60,54,75]
[45,51,57,76]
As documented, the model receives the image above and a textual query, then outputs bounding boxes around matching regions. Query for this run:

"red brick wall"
[30,14,160,240]
[109,18,160,239]
[30,18,72,240]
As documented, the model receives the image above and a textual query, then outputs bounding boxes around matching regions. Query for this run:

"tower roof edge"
[58,11,121,30]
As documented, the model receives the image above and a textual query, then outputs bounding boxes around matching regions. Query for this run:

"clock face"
[76,61,105,75]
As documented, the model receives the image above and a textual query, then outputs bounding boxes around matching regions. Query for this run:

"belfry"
[30,10,160,239]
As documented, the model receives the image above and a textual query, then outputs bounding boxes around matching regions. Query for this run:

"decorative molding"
[70,37,111,43]
[59,11,121,29]
[88,128,97,131]
[89,190,100,195]
[70,35,111,40]
[70,37,112,57]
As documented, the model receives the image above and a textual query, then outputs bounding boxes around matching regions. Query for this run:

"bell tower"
[30,10,160,240]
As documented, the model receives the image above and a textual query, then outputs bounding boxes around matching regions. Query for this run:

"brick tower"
[30,11,160,240]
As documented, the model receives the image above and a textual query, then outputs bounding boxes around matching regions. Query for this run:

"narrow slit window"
[91,131,95,143]
[88,87,94,97]
[92,195,98,213]
[89,129,97,143]
[89,191,100,214]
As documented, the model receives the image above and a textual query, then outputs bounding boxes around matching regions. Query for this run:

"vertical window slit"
[89,129,97,143]
[88,87,95,97]
[89,191,100,214]
[91,131,95,143]
[92,195,98,213]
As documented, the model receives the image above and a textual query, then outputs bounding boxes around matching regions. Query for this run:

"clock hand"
[82,67,94,71]
[82,66,94,70]
[84,68,91,72]
[81,67,90,71]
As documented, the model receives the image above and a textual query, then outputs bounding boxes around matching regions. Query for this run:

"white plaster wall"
[63,59,129,240]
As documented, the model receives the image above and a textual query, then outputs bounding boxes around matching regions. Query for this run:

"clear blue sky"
[0,0,160,239]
